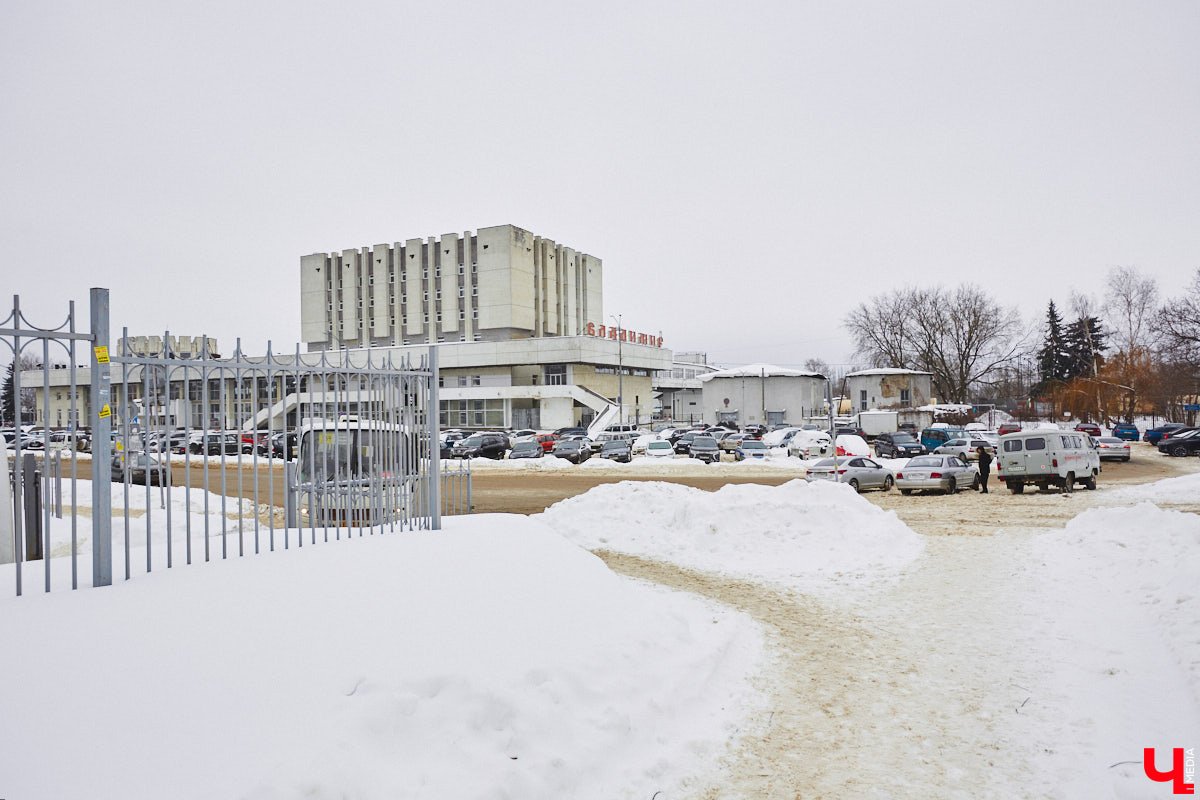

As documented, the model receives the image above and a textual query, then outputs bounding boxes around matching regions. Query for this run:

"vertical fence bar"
[68,301,79,589]
[41,337,51,591]
[89,287,112,588]
[429,345,441,531]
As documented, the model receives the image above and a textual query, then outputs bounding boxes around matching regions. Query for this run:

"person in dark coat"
[976,446,992,493]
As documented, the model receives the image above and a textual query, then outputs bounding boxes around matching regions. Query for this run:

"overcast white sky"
[3,1,1198,368]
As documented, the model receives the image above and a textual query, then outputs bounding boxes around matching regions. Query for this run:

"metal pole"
[429,345,441,530]
[89,288,112,587]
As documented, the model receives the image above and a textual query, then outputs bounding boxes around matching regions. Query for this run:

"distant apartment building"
[301,224,603,351]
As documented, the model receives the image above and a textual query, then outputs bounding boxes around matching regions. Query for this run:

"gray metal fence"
[2,289,468,597]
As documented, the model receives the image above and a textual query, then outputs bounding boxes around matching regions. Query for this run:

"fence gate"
[2,289,467,598]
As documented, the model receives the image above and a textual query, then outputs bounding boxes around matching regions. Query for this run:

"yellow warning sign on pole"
[94,346,110,364]
[99,403,111,418]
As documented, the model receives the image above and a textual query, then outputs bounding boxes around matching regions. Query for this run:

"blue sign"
[1185,403,1200,412]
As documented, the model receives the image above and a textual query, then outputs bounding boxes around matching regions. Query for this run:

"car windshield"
[512,441,538,451]
[741,440,766,449]
[907,456,942,468]
[648,441,671,450]
[601,441,626,450]
[893,433,917,443]
[558,441,581,450]
[459,436,484,447]
[692,436,716,446]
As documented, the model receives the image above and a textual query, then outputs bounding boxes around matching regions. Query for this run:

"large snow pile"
[1104,471,1200,505]
[1028,503,1200,794]
[0,515,764,800]
[538,480,923,598]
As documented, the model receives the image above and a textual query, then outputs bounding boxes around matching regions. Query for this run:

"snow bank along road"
[543,450,1200,799]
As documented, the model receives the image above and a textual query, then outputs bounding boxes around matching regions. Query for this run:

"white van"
[996,429,1100,493]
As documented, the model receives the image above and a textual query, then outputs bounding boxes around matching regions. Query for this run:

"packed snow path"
[592,466,1200,799]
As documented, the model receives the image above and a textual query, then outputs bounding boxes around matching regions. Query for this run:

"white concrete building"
[698,364,828,427]
[654,351,718,424]
[843,368,933,411]
[301,224,603,351]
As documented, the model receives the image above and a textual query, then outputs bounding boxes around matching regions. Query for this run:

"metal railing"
[2,289,467,597]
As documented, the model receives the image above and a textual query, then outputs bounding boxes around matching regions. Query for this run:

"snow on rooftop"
[697,363,824,382]
[845,368,933,377]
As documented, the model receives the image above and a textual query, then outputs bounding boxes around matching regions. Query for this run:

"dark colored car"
[674,431,699,454]
[553,427,587,438]
[111,454,168,485]
[997,422,1022,436]
[836,425,867,439]
[451,432,509,459]
[599,439,632,463]
[1158,428,1200,457]
[269,431,299,460]
[690,435,721,464]
[190,433,242,456]
[1074,422,1102,437]
[873,431,926,458]
[743,424,767,438]
[1110,422,1140,441]
[551,438,592,464]
[508,440,544,459]
[1145,423,1187,444]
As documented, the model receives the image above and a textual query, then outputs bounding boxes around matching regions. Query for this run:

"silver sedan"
[895,454,979,495]
[804,456,894,493]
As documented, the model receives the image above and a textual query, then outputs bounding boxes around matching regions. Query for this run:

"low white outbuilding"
[698,364,827,428]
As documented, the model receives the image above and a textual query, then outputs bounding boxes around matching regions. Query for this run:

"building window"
[900,388,911,404]
[458,311,465,320]
[472,309,478,320]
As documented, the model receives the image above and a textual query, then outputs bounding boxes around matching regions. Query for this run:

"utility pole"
[610,313,623,426]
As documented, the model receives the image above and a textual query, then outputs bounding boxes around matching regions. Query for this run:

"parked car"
[997,422,1022,436]
[788,430,833,459]
[1144,422,1187,444]
[996,429,1100,493]
[742,424,767,438]
[1110,422,1140,441]
[719,433,749,454]
[689,435,722,464]
[599,439,633,462]
[894,454,979,495]
[1074,422,1103,437]
[873,431,925,459]
[111,454,168,486]
[1157,428,1200,457]
[507,440,544,459]
[509,429,538,440]
[552,427,588,438]
[804,456,895,492]
[189,433,242,456]
[551,438,592,464]
[529,433,557,452]
[674,431,699,455]
[920,426,966,452]
[1094,436,1132,461]
[734,439,769,461]
[644,440,676,458]
[835,424,867,439]
[933,437,996,461]
[451,432,509,459]
[268,431,299,460]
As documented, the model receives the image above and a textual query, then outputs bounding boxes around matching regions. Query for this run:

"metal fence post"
[428,346,441,530]
[89,288,112,587]
[284,462,298,529]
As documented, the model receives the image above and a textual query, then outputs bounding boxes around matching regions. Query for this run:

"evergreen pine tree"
[1063,316,1107,379]
[1034,301,1069,393]
[1,361,14,426]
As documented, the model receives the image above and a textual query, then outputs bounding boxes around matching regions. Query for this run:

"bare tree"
[802,357,831,376]
[1104,266,1159,354]
[845,284,1028,403]
[1154,266,1200,367]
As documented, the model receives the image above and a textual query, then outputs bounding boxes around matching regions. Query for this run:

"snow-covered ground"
[1,463,1197,798]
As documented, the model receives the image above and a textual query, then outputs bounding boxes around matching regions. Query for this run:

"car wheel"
[1008,480,1024,494]
[970,474,979,490]
[1172,445,1188,457]
[900,488,912,495]
[1084,473,1097,490]
[1063,472,1075,493]
[947,478,957,495]
[1123,456,1130,462]
[883,475,894,491]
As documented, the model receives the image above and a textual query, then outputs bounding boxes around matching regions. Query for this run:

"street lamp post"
[610,313,623,426]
